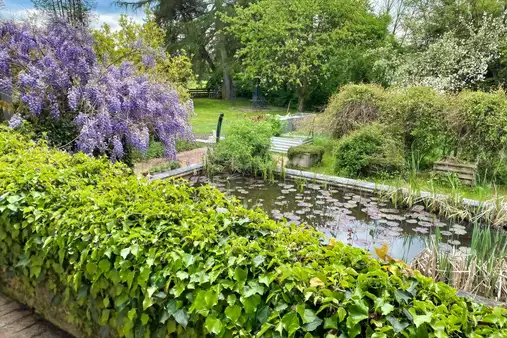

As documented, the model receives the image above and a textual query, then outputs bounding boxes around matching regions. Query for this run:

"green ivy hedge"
[1,128,507,337]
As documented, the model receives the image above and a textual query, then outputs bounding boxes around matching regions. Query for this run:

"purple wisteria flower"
[0,20,193,161]
[8,114,23,128]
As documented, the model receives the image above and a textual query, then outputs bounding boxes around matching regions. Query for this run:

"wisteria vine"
[0,20,192,161]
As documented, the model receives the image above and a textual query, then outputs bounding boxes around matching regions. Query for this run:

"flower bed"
[0,128,506,337]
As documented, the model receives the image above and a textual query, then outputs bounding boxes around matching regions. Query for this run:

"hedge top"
[287,145,325,161]
[0,128,506,338]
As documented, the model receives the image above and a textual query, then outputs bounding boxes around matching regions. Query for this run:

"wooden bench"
[189,88,221,99]
[433,160,477,185]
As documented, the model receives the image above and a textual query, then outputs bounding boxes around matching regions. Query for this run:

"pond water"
[189,175,472,262]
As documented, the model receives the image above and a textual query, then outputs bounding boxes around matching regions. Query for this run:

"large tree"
[226,0,388,112]
[31,0,96,25]
[117,0,252,100]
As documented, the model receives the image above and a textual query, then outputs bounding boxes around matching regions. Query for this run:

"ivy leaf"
[86,262,97,276]
[141,313,150,325]
[387,315,410,333]
[128,308,137,321]
[304,316,323,332]
[346,303,369,328]
[381,303,395,315]
[324,315,338,329]
[282,311,300,336]
[337,307,347,323]
[98,259,110,273]
[395,290,411,305]
[234,267,248,282]
[241,295,261,314]
[309,277,325,287]
[173,308,189,328]
[227,294,237,306]
[225,305,242,323]
[147,286,157,298]
[120,248,130,259]
[101,309,110,325]
[205,316,223,334]
[253,255,265,267]
[131,244,140,258]
[143,295,153,310]
[409,309,432,328]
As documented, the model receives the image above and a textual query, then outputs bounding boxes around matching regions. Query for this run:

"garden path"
[0,293,71,338]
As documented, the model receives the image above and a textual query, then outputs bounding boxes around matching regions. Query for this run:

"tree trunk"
[297,94,305,113]
[296,84,307,112]
[222,69,232,100]
[215,0,232,100]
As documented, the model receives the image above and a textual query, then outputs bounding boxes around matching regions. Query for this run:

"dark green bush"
[334,123,405,177]
[287,144,325,161]
[324,84,385,138]
[1,128,507,337]
[206,119,274,175]
[449,90,507,160]
[382,87,449,167]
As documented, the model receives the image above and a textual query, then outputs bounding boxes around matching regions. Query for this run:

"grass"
[300,134,507,202]
[191,98,294,136]
[411,224,507,303]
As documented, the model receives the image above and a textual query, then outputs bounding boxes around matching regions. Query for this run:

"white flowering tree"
[374,15,507,92]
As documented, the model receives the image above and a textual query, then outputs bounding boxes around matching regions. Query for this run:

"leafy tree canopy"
[225,0,389,111]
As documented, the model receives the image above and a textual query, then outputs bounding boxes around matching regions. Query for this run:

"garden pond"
[189,175,473,262]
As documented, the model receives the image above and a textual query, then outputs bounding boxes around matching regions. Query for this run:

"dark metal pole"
[216,113,224,144]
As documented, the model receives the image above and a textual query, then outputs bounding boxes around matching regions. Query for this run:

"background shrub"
[324,84,385,138]
[1,128,506,337]
[206,119,274,175]
[382,86,449,168]
[334,123,405,177]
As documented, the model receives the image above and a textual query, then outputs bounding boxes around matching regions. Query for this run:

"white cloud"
[91,11,145,31]
[0,7,144,31]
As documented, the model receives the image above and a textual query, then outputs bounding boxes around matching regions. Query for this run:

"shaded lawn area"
[191,98,292,136]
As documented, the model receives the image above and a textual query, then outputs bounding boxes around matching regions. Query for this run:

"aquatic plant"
[412,224,507,303]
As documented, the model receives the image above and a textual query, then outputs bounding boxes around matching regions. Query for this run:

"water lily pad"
[413,227,429,234]
[440,231,452,236]
[411,205,425,213]
[405,219,418,224]
[459,246,472,254]
[448,240,461,246]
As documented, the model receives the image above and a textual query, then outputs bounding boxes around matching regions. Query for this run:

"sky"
[0,0,144,30]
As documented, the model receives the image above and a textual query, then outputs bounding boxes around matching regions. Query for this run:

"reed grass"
[411,224,507,303]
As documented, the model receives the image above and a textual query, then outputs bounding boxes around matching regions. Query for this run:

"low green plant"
[334,123,405,177]
[206,119,274,176]
[266,114,287,137]
[1,128,507,337]
[287,145,325,161]
[149,161,181,174]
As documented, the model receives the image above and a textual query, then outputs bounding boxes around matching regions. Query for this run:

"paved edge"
[0,292,73,338]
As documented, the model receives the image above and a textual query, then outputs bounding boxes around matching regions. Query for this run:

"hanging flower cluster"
[0,20,192,161]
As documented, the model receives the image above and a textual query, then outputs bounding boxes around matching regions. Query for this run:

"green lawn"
[191,98,293,136]
[297,134,507,202]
